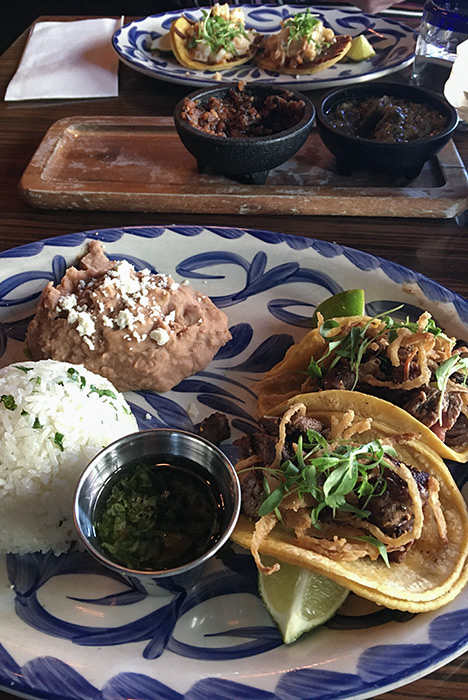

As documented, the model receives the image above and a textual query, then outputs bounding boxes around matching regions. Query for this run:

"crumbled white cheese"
[83,336,95,351]
[111,260,141,295]
[59,294,77,311]
[75,311,96,338]
[150,328,170,346]
[116,308,136,330]
[54,255,184,350]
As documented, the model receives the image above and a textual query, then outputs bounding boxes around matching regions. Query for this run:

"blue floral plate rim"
[0,224,468,700]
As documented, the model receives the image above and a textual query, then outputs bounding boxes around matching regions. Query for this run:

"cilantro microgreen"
[259,478,285,519]
[189,10,249,55]
[254,430,398,564]
[351,535,390,567]
[308,306,444,389]
[435,355,468,424]
[284,9,320,47]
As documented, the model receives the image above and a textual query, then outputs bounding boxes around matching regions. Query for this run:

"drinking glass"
[412,1,468,93]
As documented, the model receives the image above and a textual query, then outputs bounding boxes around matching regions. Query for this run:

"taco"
[170,3,259,72]
[256,312,468,463]
[231,391,468,612]
[254,9,351,75]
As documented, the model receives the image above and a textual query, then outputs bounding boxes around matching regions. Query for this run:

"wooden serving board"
[19,116,468,218]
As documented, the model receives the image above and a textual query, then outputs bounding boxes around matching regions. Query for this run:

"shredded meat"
[235,414,324,468]
[403,387,463,440]
[241,470,265,518]
[446,414,468,449]
[321,346,468,448]
[364,465,429,540]
[198,412,230,445]
[182,86,305,138]
[322,363,355,391]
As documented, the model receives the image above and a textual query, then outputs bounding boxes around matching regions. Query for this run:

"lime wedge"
[311,289,365,327]
[157,32,172,52]
[259,557,349,644]
[347,35,376,62]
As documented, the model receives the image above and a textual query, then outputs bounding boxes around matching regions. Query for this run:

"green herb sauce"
[94,460,222,571]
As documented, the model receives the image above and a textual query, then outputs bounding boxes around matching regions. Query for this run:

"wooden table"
[0,15,467,700]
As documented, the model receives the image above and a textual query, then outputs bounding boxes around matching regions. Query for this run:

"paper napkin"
[5,17,122,101]
[444,39,468,123]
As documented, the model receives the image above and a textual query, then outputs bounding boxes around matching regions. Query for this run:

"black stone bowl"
[173,83,315,185]
[316,82,459,181]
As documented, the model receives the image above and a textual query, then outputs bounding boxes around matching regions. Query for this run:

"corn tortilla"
[231,391,468,612]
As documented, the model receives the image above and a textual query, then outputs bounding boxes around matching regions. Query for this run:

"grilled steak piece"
[235,414,325,465]
[445,414,468,449]
[237,414,325,516]
[235,432,277,465]
[403,386,463,441]
[286,415,324,441]
[322,362,356,391]
[241,470,266,518]
[364,464,429,539]
[198,412,230,445]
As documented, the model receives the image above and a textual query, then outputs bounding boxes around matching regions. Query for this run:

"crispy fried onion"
[295,532,379,561]
[235,455,260,475]
[364,328,433,390]
[270,402,307,470]
[328,410,372,442]
[283,509,379,561]
[251,513,280,574]
[339,313,455,392]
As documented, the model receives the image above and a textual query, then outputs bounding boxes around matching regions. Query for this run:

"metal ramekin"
[74,428,240,596]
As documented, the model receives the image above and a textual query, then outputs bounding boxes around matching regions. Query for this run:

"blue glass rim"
[425,1,468,33]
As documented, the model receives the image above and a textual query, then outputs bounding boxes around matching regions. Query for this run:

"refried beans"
[26,241,232,392]
[181,84,305,137]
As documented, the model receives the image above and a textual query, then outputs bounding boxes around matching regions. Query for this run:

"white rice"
[0,359,138,555]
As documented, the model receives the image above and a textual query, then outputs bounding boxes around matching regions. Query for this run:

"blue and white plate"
[1,226,468,700]
[112,5,416,90]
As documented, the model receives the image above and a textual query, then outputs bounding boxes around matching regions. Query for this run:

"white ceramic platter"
[112,5,416,90]
[1,226,468,700]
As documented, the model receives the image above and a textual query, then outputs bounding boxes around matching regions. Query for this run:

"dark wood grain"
[0,16,467,700]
